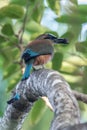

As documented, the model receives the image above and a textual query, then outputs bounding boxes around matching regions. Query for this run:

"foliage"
[0,0,87,129]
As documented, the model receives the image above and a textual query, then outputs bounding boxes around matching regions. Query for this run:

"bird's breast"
[33,54,52,65]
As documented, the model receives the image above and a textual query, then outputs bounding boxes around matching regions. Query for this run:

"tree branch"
[42,89,87,112]
[73,90,87,104]
[62,122,87,130]
[0,69,80,130]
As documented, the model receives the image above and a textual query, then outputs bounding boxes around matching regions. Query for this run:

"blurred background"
[0,0,87,129]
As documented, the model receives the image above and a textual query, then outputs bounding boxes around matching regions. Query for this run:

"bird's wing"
[26,39,54,55]
[21,49,40,63]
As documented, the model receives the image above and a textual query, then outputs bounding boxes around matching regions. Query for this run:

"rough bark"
[73,90,87,104]
[62,122,87,130]
[0,69,80,130]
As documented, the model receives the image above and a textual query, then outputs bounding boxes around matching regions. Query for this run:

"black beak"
[45,34,68,44]
[53,38,68,44]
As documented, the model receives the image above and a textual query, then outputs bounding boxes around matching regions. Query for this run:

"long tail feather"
[21,62,33,81]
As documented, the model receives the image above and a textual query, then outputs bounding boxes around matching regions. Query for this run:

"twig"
[73,90,87,104]
[18,0,30,45]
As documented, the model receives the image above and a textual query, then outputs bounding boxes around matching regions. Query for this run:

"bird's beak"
[53,38,68,44]
[45,34,68,44]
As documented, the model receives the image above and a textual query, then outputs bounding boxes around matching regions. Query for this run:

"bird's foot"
[33,65,44,70]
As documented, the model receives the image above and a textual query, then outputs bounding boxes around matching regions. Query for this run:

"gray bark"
[62,123,87,130]
[73,90,87,104]
[0,69,80,130]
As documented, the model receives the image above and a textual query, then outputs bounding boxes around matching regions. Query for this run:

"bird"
[7,33,68,104]
[21,33,68,80]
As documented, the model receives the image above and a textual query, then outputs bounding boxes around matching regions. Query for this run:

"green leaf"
[82,66,87,94]
[56,14,87,24]
[28,0,44,22]
[78,5,87,16]
[26,20,48,33]
[0,4,24,19]
[30,99,47,125]
[10,0,27,6]
[61,31,75,43]
[70,0,78,5]
[52,52,63,71]
[3,64,19,79]
[7,36,18,44]
[0,50,9,61]
[1,24,14,36]
[0,46,19,64]
[7,73,21,92]
[76,41,87,56]
[0,35,6,43]
[47,0,60,15]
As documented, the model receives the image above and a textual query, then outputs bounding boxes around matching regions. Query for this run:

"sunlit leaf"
[26,20,48,33]
[61,61,77,73]
[65,56,86,66]
[56,14,87,24]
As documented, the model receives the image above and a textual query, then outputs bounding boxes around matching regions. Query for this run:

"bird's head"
[36,33,68,44]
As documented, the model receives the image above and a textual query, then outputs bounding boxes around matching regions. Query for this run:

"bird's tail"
[21,62,33,81]
[7,93,20,104]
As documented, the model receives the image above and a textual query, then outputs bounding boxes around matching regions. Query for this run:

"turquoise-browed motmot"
[7,33,68,104]
[21,33,68,80]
